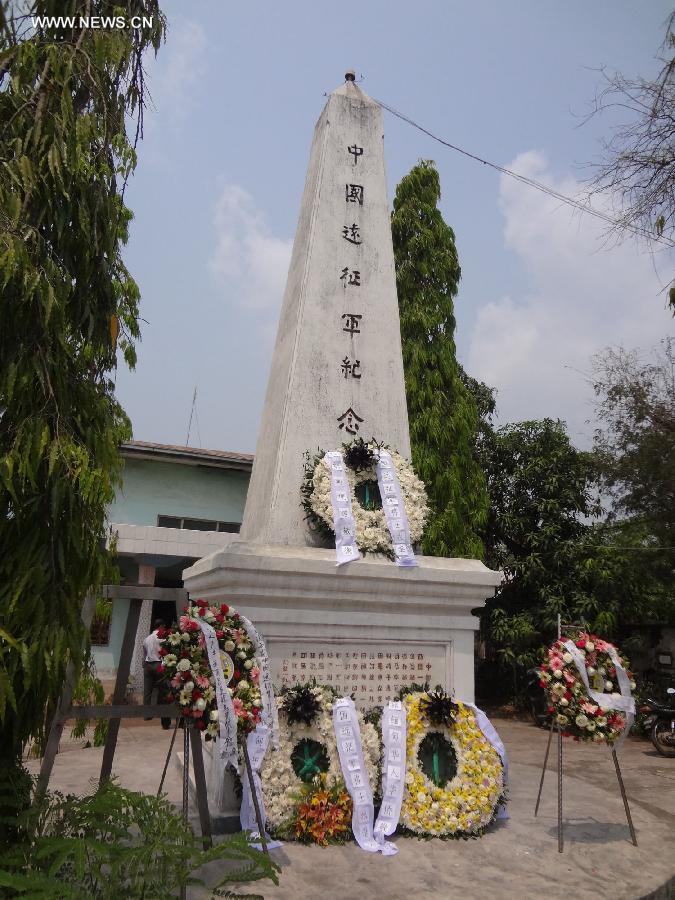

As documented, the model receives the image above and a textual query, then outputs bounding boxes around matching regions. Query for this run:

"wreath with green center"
[400,690,505,838]
[259,682,380,845]
[301,437,429,558]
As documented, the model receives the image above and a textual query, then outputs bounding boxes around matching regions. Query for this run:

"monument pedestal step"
[184,541,501,704]
[175,745,241,834]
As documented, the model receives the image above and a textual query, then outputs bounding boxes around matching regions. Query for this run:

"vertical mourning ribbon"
[325,451,361,566]
[374,450,418,567]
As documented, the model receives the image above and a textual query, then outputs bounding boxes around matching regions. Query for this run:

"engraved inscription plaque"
[268,641,449,707]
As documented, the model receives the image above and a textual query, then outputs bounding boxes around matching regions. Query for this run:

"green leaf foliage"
[392,160,488,558]
[477,418,674,699]
[478,419,601,675]
[0,775,280,898]
[69,657,108,745]
[0,3,165,765]
[591,340,675,550]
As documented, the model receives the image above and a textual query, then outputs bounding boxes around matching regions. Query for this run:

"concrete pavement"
[26,717,675,899]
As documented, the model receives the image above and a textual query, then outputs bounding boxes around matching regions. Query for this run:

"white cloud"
[145,18,207,127]
[467,151,672,444]
[209,184,292,314]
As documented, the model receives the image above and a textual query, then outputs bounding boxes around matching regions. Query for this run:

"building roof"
[121,440,254,472]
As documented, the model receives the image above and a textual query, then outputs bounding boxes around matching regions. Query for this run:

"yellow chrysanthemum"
[399,694,505,838]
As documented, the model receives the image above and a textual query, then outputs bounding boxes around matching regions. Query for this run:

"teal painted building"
[94,441,253,679]
[108,448,250,529]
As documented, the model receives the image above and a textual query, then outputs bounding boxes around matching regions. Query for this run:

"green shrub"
[0,777,279,898]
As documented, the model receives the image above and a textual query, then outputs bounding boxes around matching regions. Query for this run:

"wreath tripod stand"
[533,618,638,852]
[38,585,270,880]
[533,717,638,852]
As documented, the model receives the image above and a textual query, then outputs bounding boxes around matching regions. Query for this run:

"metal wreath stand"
[533,617,638,852]
[38,586,270,899]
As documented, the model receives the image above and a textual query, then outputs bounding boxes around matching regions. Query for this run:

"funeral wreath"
[302,437,428,558]
[158,599,262,737]
[400,689,505,837]
[260,683,380,845]
[539,631,636,744]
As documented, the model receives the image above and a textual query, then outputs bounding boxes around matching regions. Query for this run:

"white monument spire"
[240,75,410,546]
[184,74,501,710]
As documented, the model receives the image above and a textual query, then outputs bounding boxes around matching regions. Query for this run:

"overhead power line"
[373,97,675,250]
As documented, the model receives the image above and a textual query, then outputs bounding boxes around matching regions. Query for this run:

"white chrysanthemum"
[308,444,429,556]
[260,687,379,835]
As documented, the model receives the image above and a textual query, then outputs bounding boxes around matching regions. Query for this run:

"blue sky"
[116,0,674,453]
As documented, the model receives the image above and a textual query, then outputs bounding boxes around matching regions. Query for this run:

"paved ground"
[26,717,675,899]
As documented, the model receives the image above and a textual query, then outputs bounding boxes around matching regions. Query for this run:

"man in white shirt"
[143,618,171,729]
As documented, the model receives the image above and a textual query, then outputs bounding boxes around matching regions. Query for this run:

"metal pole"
[182,723,190,824]
[611,748,638,846]
[180,722,190,900]
[557,725,563,853]
[556,615,563,852]
[242,738,269,855]
[534,717,555,816]
[157,718,180,798]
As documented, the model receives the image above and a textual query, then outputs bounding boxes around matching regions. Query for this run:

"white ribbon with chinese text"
[240,723,282,850]
[374,449,418,567]
[375,701,408,840]
[325,451,361,566]
[197,619,238,771]
[332,697,402,855]
[237,612,279,750]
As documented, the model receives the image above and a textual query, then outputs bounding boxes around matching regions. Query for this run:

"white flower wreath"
[260,685,379,836]
[303,440,429,556]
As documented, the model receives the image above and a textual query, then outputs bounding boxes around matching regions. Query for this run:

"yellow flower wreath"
[400,693,504,837]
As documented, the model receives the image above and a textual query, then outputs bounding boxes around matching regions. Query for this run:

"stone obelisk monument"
[184,74,500,705]
[241,74,410,546]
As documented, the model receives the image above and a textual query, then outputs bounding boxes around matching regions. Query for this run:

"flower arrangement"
[539,631,636,744]
[157,599,262,738]
[301,437,428,558]
[260,683,379,845]
[291,774,353,846]
[400,690,504,838]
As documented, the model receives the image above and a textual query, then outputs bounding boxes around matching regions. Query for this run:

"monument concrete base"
[175,745,241,834]
[183,541,501,705]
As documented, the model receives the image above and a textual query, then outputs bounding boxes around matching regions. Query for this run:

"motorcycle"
[640,687,675,757]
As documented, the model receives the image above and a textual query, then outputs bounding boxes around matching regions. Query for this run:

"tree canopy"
[592,340,675,547]
[392,160,488,559]
[478,410,674,695]
[479,419,600,668]
[586,12,675,311]
[0,2,164,763]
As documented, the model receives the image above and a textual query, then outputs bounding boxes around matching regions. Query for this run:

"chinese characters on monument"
[337,145,368,435]
[278,646,436,707]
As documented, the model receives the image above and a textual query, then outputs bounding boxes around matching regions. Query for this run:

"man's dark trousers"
[143,660,171,729]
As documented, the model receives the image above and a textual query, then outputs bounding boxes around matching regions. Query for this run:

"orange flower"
[293,780,353,846]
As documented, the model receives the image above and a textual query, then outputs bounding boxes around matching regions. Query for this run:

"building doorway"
[151,599,180,629]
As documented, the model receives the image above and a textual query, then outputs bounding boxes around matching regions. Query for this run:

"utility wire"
[373,97,675,250]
